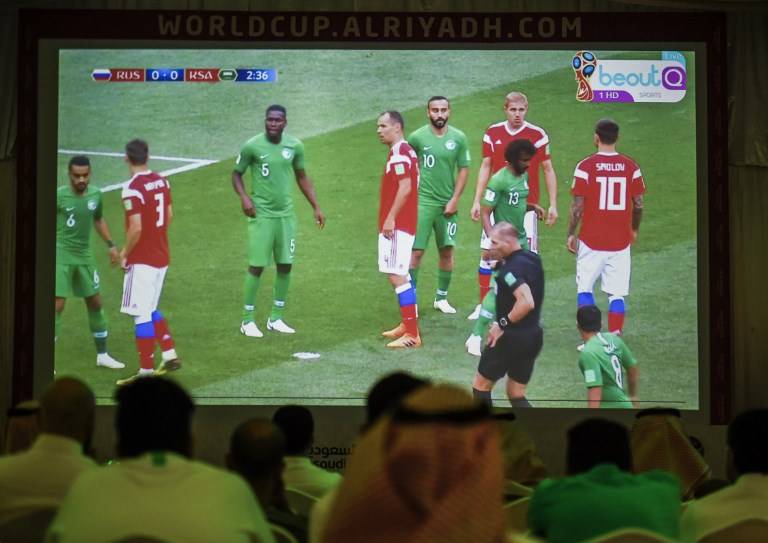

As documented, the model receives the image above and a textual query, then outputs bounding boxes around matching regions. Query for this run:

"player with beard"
[468,92,558,323]
[55,155,124,369]
[406,96,471,314]
[465,140,543,356]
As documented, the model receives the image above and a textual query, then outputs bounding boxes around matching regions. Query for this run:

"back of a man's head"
[567,418,632,475]
[40,377,95,446]
[227,419,286,485]
[115,377,195,459]
[727,408,768,475]
[365,372,430,428]
[272,405,314,456]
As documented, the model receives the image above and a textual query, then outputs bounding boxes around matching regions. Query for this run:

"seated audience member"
[0,378,95,523]
[494,412,547,496]
[321,384,505,543]
[692,478,730,499]
[631,407,710,499]
[227,418,308,543]
[272,405,341,498]
[3,400,41,454]
[681,408,768,542]
[309,371,429,543]
[529,418,680,543]
[47,378,275,543]
[363,371,431,431]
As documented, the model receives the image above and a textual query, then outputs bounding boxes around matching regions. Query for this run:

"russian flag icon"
[91,69,111,82]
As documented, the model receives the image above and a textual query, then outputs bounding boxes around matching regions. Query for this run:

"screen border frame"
[15,9,730,422]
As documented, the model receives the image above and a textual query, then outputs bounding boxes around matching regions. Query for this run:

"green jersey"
[407,125,470,206]
[234,133,305,218]
[481,167,529,245]
[56,185,103,265]
[578,332,637,408]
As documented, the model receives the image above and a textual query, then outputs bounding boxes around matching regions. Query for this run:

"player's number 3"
[154,193,165,227]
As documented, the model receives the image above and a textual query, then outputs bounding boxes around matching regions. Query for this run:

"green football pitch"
[55,49,699,408]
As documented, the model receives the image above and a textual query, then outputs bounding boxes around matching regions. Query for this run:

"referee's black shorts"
[477,325,543,384]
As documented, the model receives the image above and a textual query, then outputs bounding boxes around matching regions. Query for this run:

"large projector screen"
[16,11,729,417]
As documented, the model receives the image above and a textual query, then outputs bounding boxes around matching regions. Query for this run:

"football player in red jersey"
[377,111,421,348]
[468,92,558,321]
[567,119,646,335]
[116,139,181,385]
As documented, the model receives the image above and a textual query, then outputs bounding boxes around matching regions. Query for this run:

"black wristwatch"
[498,317,510,329]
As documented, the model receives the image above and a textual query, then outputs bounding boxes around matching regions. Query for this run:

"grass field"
[55,49,699,408]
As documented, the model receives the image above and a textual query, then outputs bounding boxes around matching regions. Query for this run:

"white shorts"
[479,212,496,250]
[378,231,414,275]
[480,211,538,254]
[523,210,539,254]
[576,240,631,297]
[121,264,168,317]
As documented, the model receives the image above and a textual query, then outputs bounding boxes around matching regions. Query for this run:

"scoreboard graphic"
[90,68,277,83]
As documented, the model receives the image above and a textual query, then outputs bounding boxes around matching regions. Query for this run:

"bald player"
[472,222,545,408]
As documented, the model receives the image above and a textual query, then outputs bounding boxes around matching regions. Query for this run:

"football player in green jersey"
[577,305,639,408]
[55,155,124,369]
[465,140,543,356]
[407,96,471,314]
[232,105,325,337]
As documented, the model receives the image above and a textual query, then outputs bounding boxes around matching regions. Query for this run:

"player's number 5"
[261,163,270,177]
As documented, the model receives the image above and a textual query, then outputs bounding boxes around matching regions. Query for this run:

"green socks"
[270,271,291,321]
[436,268,452,301]
[242,273,261,323]
[409,267,419,288]
[473,289,497,337]
[87,309,108,354]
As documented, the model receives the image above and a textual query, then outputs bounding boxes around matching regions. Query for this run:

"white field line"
[57,149,219,193]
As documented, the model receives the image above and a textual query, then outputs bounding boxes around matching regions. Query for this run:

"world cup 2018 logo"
[572,51,597,102]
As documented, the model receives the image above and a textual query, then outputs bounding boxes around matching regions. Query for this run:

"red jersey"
[482,121,551,204]
[379,140,419,235]
[121,171,172,267]
[572,152,646,251]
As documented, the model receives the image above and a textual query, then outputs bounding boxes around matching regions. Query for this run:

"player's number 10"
[596,176,627,211]
[422,154,435,169]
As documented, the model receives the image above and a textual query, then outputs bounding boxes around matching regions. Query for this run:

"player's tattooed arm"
[631,194,644,242]
[566,196,584,254]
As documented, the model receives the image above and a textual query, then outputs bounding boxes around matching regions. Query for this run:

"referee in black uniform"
[472,221,544,408]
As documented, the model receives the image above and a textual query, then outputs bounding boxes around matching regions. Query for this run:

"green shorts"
[413,204,458,251]
[55,262,100,298]
[247,215,297,267]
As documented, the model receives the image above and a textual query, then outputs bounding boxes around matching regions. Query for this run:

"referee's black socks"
[510,397,532,408]
[472,388,492,407]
